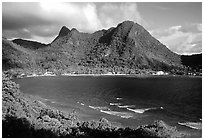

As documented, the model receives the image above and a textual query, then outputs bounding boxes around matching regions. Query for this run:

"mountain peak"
[71,28,79,34]
[121,20,135,26]
[59,26,71,37]
[71,28,78,32]
[117,20,135,29]
[111,20,136,40]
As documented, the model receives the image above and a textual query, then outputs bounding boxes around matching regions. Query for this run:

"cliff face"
[2,20,201,73]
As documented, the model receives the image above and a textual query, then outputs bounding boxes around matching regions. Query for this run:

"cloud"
[97,3,145,28]
[179,23,202,33]
[2,2,144,43]
[151,23,202,55]
[151,4,171,11]
[2,3,52,30]
[2,2,101,43]
[2,2,201,55]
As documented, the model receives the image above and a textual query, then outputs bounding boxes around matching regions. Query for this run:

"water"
[14,75,202,137]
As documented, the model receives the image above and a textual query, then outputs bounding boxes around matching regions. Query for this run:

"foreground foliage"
[2,73,186,138]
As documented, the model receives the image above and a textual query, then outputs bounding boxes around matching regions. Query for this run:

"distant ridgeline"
[181,54,202,70]
[2,21,202,75]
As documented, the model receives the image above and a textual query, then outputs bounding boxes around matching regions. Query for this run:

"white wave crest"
[178,122,202,130]
[118,105,136,108]
[110,103,121,106]
[127,107,164,114]
[51,101,57,104]
[100,110,133,119]
[77,102,85,106]
[89,106,110,110]
[116,97,123,100]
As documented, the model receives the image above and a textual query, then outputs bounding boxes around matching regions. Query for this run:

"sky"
[2,2,202,55]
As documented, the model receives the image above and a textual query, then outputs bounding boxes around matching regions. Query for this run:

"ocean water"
[14,75,202,137]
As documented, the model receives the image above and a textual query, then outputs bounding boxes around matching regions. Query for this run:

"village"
[16,70,193,79]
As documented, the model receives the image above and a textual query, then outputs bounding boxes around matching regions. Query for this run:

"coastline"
[17,71,202,79]
[3,72,200,137]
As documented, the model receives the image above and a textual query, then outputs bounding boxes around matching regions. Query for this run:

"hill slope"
[13,39,47,50]
[49,20,182,71]
[2,38,35,70]
[2,20,202,74]
[181,54,202,69]
[79,21,181,70]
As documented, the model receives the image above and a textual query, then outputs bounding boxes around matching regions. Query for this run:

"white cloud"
[39,2,102,32]
[82,3,102,31]
[3,2,201,55]
[3,2,145,43]
[151,23,202,55]
[179,23,202,33]
[98,3,145,29]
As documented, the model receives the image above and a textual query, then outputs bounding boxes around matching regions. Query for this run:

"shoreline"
[3,72,201,138]
[42,98,124,129]
[37,95,202,132]
[38,95,202,138]
[18,72,202,79]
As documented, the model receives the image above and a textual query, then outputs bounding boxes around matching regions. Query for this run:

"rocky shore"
[2,73,187,138]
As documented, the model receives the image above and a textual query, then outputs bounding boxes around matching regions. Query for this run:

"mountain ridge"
[13,38,48,50]
[2,20,202,75]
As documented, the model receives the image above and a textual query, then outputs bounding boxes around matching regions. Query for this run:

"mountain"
[2,20,202,74]
[2,38,34,70]
[79,21,181,70]
[181,54,202,69]
[50,21,182,70]
[13,38,47,50]
[51,26,71,43]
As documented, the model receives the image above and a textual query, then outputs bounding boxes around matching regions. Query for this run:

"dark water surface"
[14,75,202,137]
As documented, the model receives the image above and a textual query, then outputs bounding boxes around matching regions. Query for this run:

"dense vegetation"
[2,38,34,70]
[2,73,186,138]
[2,20,201,138]
[181,54,202,72]
[2,20,201,76]
[13,38,48,50]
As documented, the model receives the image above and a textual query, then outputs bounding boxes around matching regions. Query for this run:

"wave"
[118,105,136,108]
[178,122,202,130]
[110,103,121,106]
[46,100,66,107]
[77,102,85,106]
[51,101,57,104]
[46,100,57,104]
[127,107,164,114]
[100,110,133,119]
[116,97,123,100]
[89,105,110,111]
[38,101,47,107]
[36,96,49,101]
